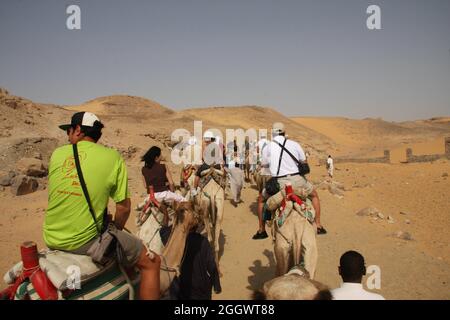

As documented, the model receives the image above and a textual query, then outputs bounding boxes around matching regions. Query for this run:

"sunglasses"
[66,127,73,135]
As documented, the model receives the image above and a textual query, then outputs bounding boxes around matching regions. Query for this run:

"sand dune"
[293,116,450,159]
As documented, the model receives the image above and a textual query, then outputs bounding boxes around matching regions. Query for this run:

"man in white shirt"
[326,155,334,178]
[331,251,385,300]
[262,122,326,234]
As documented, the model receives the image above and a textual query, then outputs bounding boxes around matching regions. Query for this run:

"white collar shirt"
[262,135,306,177]
[331,283,385,300]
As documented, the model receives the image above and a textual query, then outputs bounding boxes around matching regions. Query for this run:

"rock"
[399,211,408,215]
[318,181,329,190]
[387,216,395,224]
[0,88,9,96]
[32,152,43,160]
[10,175,39,196]
[442,173,448,177]
[393,231,413,241]
[0,171,16,186]
[377,212,385,219]
[405,219,411,224]
[328,184,344,197]
[16,158,47,177]
[356,207,380,217]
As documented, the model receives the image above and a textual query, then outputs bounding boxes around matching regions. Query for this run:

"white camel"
[195,166,225,274]
[266,189,318,278]
[255,265,331,300]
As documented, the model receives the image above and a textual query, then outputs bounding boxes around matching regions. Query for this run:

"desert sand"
[0,89,449,299]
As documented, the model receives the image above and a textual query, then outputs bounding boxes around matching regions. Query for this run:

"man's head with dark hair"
[339,250,366,283]
[59,112,104,143]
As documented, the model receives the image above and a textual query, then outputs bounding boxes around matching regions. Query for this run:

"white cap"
[203,131,215,141]
[272,122,285,134]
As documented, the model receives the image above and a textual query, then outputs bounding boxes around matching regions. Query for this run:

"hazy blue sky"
[0,0,449,120]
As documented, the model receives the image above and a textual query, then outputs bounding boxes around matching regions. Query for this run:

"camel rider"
[44,112,161,300]
[252,133,271,239]
[141,146,186,225]
[244,136,251,182]
[262,122,327,235]
[192,131,225,196]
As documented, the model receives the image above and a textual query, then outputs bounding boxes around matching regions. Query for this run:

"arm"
[165,165,175,192]
[194,175,200,189]
[114,198,131,230]
[142,175,149,193]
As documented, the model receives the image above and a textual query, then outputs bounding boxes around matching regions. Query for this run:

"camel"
[253,265,331,300]
[177,164,197,198]
[195,166,225,274]
[136,202,169,255]
[2,204,199,300]
[267,189,318,279]
[157,203,200,297]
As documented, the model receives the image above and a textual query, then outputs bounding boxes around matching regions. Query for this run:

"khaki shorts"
[256,174,271,193]
[68,229,143,267]
[277,175,314,199]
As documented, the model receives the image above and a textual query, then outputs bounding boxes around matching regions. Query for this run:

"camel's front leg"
[274,226,291,277]
[201,197,213,244]
[214,189,225,276]
[301,221,318,279]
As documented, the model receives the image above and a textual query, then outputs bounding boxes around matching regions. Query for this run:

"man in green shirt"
[43,111,160,299]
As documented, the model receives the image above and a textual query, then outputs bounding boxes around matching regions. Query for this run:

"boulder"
[32,152,43,160]
[328,184,344,197]
[16,158,47,177]
[10,175,39,196]
[356,207,381,217]
[0,171,16,186]
[393,231,413,241]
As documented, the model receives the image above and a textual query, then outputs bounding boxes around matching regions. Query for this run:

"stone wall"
[446,137,450,159]
[319,150,390,165]
[405,137,450,163]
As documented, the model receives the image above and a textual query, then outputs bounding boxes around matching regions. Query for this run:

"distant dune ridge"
[1,87,449,168]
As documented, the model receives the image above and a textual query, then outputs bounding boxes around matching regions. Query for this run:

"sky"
[0,0,449,121]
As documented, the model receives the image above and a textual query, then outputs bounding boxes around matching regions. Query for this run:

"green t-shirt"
[43,141,130,251]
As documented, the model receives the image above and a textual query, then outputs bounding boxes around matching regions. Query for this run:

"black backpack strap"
[276,138,288,177]
[274,139,301,166]
[72,143,101,235]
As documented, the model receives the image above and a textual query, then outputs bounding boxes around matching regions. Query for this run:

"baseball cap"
[203,131,215,141]
[272,122,285,134]
[59,112,104,131]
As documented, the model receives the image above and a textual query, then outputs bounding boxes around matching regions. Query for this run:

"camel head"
[172,201,201,231]
[253,264,332,300]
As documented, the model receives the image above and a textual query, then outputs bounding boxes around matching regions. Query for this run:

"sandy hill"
[293,116,450,161]
[65,95,174,118]
[180,106,334,155]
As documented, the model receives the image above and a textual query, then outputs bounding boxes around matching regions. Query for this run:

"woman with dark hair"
[140,146,186,223]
